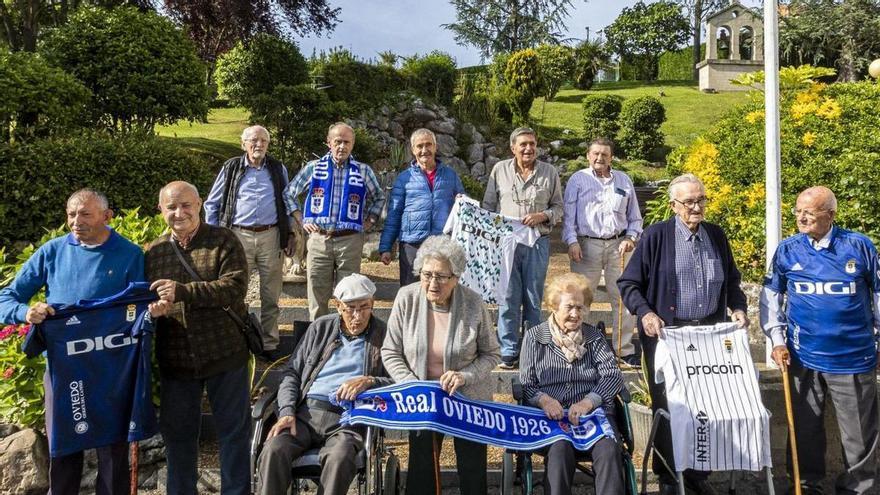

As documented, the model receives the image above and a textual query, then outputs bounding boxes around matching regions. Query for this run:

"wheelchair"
[500,376,639,495]
[250,386,402,495]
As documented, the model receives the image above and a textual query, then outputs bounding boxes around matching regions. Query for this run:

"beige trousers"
[306,232,364,320]
[233,226,283,350]
[570,236,636,357]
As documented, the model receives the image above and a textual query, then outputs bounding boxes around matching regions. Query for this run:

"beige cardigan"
[381,282,501,400]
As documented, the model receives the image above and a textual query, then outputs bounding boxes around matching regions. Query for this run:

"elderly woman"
[382,235,501,495]
[520,272,625,494]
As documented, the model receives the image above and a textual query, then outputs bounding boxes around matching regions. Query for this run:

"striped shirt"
[561,168,643,245]
[520,321,623,412]
[283,157,385,230]
[674,218,721,320]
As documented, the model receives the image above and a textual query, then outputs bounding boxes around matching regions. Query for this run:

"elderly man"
[618,173,748,495]
[146,181,251,495]
[563,137,643,366]
[204,125,293,361]
[284,122,386,320]
[380,128,465,285]
[257,273,390,495]
[761,186,879,495]
[0,188,151,495]
[482,126,563,369]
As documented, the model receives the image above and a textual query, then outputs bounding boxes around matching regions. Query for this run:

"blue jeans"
[497,236,549,361]
[160,364,250,495]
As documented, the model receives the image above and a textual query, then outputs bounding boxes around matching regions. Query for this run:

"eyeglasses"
[791,207,827,219]
[340,303,372,315]
[420,271,455,284]
[672,197,708,209]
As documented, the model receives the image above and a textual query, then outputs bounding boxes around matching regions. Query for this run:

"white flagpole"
[764,0,782,368]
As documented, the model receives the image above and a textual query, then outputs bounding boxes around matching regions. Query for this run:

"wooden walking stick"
[129,442,139,495]
[617,255,625,360]
[781,363,802,495]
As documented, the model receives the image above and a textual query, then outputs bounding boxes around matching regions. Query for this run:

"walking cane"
[781,363,802,495]
[617,255,625,361]
[130,442,139,495]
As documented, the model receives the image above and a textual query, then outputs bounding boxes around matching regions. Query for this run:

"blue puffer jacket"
[379,161,465,253]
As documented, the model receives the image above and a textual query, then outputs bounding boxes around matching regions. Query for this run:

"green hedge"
[657,45,705,81]
[582,94,623,141]
[0,131,216,244]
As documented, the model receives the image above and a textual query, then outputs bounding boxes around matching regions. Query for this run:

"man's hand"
[732,309,750,329]
[284,234,297,257]
[150,279,179,303]
[568,243,582,263]
[380,252,392,265]
[363,218,375,232]
[337,376,375,401]
[771,345,791,370]
[148,300,173,318]
[302,223,320,234]
[537,394,564,421]
[439,370,465,396]
[642,312,664,337]
[267,415,296,439]
[618,238,635,256]
[568,397,596,425]
[25,302,54,324]
[521,212,548,228]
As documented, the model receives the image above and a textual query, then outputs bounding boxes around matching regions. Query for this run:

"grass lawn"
[156,107,249,161]
[531,80,750,149]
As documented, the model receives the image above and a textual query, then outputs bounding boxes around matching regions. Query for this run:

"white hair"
[409,128,437,147]
[241,125,270,142]
[412,235,467,277]
[668,173,705,201]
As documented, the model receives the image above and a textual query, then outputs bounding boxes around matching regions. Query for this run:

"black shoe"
[658,483,678,495]
[621,353,642,368]
[498,358,518,370]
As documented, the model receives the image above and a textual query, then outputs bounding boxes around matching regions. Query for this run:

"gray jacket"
[277,313,391,418]
[381,283,501,400]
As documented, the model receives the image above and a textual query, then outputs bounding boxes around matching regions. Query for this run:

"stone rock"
[485,156,501,169]
[483,143,497,158]
[444,157,470,177]
[0,424,20,439]
[407,107,438,124]
[549,140,564,150]
[466,143,484,164]
[0,429,49,495]
[471,162,487,177]
[372,116,389,132]
[428,119,456,135]
[578,141,588,148]
[435,134,458,156]
[362,232,382,260]
[389,121,405,140]
[380,105,391,116]
[461,123,484,144]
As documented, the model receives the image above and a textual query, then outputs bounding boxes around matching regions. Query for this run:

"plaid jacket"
[145,223,249,379]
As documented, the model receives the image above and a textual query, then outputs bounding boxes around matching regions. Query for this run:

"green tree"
[400,51,458,106]
[779,0,880,82]
[534,43,574,101]
[603,1,690,80]
[673,0,726,80]
[504,48,542,124]
[40,6,209,132]
[0,50,91,143]
[214,34,310,108]
[572,38,610,90]
[443,0,575,60]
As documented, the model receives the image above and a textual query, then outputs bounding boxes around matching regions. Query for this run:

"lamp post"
[764,0,781,368]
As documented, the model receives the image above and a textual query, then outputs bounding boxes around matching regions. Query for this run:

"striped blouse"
[520,321,624,411]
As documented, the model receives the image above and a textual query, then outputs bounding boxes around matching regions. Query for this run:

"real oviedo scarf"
[333,381,615,451]
[303,153,367,231]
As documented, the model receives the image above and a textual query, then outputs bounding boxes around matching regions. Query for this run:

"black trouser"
[398,241,421,287]
[406,430,487,495]
[542,412,624,495]
[641,325,711,486]
[48,442,129,495]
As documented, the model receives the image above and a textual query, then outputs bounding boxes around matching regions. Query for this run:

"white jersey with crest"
[654,323,771,472]
[443,196,539,304]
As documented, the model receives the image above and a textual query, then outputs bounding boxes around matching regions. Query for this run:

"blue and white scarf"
[333,381,615,451]
[304,152,367,231]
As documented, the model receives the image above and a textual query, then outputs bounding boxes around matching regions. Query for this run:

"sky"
[295,0,762,68]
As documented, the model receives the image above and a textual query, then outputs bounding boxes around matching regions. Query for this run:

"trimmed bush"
[401,51,457,106]
[534,44,575,101]
[0,131,215,244]
[312,49,405,115]
[40,6,209,132]
[504,49,542,124]
[582,94,623,141]
[616,96,666,159]
[215,34,310,109]
[0,51,91,143]
[658,44,705,81]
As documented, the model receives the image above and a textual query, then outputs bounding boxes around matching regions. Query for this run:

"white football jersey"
[443,197,539,304]
[654,323,772,472]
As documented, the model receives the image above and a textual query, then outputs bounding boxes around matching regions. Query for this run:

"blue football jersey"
[764,228,880,373]
[24,282,159,457]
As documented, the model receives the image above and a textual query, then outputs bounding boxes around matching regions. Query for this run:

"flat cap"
[333,273,376,302]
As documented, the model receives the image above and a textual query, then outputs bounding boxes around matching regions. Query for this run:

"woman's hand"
[439,370,465,396]
[537,394,564,421]
[568,397,596,425]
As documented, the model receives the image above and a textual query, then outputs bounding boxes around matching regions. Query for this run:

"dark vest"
[217,154,290,249]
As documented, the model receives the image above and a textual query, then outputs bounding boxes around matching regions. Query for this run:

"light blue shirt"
[674,217,722,320]
[562,168,643,245]
[307,334,366,401]
[204,157,289,227]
